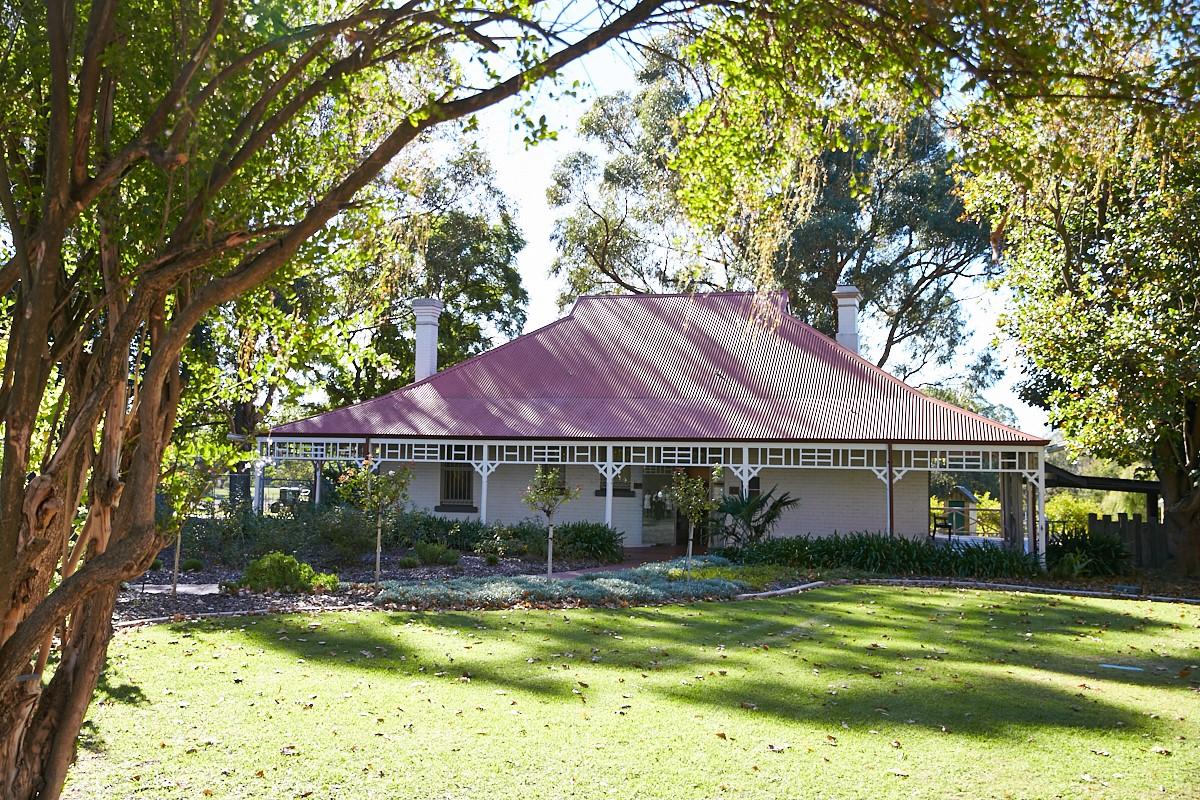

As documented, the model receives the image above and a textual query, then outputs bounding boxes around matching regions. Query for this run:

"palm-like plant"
[718,488,801,546]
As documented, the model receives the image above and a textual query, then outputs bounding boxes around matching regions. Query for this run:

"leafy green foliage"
[550,63,987,378]
[955,32,1200,571]
[1046,529,1130,578]
[413,541,461,567]
[240,552,338,594]
[1045,493,1105,528]
[671,472,718,527]
[727,533,1040,579]
[335,462,411,513]
[313,145,529,407]
[522,466,581,522]
[180,507,625,567]
[179,558,204,573]
[521,522,624,563]
[717,488,800,545]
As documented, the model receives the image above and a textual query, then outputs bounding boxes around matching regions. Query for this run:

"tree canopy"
[958,62,1200,572]
[2,1,1198,797]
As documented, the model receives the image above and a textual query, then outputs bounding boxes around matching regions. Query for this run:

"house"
[263,290,1050,555]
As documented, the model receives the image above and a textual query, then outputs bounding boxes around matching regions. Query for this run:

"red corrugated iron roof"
[272,292,1047,445]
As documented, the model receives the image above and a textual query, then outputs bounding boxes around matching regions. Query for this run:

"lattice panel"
[263,439,364,461]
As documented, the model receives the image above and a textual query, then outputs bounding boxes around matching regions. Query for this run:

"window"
[595,466,635,497]
[614,466,632,491]
[732,476,762,498]
[440,463,474,506]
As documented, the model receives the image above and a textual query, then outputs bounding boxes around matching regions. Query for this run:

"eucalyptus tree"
[0,1,1194,797]
[551,65,989,376]
[315,143,528,407]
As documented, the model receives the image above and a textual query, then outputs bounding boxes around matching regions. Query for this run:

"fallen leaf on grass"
[766,743,790,752]
[715,731,728,740]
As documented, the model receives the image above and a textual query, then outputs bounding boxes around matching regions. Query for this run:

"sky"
[469,43,1052,439]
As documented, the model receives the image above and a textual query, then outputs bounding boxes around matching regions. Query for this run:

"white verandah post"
[252,461,265,515]
[1036,450,1048,566]
[598,445,619,528]
[474,451,497,524]
[741,446,751,496]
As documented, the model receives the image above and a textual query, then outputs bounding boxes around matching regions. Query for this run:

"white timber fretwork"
[262,437,1040,475]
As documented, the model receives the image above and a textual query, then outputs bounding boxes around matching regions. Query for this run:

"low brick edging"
[734,577,1200,605]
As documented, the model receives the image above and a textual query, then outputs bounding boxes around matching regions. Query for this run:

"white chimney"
[832,285,861,353]
[412,298,443,382]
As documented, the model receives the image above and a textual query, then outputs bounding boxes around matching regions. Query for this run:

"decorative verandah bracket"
[595,460,625,527]
[729,464,762,495]
[471,460,499,524]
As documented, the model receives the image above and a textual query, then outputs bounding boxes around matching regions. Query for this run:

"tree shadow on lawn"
[202,612,573,697]
[79,667,151,753]
[612,590,1197,689]
[196,588,1196,743]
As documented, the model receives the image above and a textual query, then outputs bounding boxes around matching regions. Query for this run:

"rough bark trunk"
[1154,440,1200,576]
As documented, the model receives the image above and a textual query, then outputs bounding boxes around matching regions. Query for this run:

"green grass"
[69,587,1199,799]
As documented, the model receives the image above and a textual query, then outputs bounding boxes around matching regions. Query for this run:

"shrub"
[414,540,461,566]
[1047,528,1129,577]
[554,521,624,562]
[180,510,321,566]
[397,556,420,569]
[727,532,1041,579]
[484,553,500,566]
[717,488,801,545]
[240,552,338,593]
[180,557,204,572]
[309,506,373,564]
[310,572,340,593]
[150,559,163,571]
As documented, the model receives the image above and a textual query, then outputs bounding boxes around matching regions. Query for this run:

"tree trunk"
[1164,489,1200,576]
[1154,446,1200,576]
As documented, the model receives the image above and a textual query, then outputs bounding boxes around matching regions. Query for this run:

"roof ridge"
[573,289,783,302]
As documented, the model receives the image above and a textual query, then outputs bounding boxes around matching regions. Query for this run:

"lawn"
[69,587,1198,799]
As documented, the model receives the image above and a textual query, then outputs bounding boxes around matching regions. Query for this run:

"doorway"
[674,466,715,550]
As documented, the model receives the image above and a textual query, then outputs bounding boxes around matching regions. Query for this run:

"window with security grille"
[440,463,474,505]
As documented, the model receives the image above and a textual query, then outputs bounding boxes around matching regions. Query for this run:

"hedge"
[723,532,1041,579]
